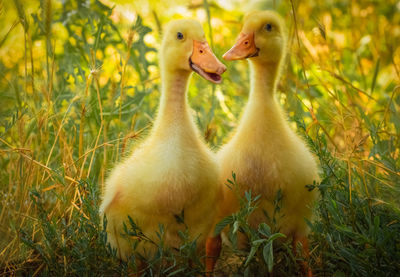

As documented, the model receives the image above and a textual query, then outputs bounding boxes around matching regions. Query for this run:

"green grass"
[1,0,399,275]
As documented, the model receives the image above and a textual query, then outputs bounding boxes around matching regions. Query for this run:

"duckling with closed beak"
[206,11,319,276]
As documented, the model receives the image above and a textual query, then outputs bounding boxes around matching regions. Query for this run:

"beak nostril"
[217,66,227,75]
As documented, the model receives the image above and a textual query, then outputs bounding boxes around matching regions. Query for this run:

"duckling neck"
[154,69,193,130]
[249,61,280,101]
[235,60,287,140]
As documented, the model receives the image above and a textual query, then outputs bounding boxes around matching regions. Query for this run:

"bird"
[100,19,226,270]
[206,10,319,276]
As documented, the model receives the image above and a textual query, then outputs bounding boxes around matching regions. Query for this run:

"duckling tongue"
[190,62,222,84]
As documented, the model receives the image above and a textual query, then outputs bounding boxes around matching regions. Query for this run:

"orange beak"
[223,32,259,61]
[190,40,227,84]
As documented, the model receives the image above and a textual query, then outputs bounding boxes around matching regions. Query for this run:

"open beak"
[190,40,226,84]
[223,32,259,61]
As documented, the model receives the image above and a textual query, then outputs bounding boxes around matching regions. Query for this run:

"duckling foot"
[292,236,312,277]
[127,259,146,277]
[205,235,222,277]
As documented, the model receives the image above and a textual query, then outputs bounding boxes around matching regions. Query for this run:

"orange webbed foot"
[292,236,312,277]
[205,235,222,277]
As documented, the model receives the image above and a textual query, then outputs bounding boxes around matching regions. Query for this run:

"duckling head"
[223,11,286,64]
[160,19,226,83]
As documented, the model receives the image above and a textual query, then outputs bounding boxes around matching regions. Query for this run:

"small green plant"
[19,181,123,275]
[214,174,288,276]
[18,181,208,276]
[297,120,400,276]
[121,217,205,276]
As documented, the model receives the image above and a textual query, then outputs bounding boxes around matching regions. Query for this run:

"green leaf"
[244,245,258,267]
[167,267,186,276]
[263,241,274,273]
[233,220,240,234]
[370,58,380,94]
[252,239,267,246]
[258,223,271,237]
[244,265,250,277]
[214,215,234,236]
[268,233,286,241]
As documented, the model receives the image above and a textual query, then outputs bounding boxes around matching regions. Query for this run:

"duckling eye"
[177,32,184,40]
[265,23,272,32]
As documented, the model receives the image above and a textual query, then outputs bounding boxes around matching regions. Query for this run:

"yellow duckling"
[207,11,319,275]
[100,19,226,263]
